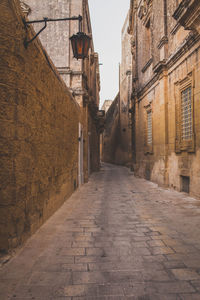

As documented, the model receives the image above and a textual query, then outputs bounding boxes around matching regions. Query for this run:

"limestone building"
[101,100,113,113]
[119,12,132,166]
[102,12,132,166]
[128,0,200,197]
[21,0,101,181]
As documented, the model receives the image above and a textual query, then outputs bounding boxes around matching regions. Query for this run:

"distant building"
[101,100,113,113]
[101,12,133,166]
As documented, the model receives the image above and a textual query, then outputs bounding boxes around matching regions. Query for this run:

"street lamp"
[70,32,91,60]
[23,15,91,60]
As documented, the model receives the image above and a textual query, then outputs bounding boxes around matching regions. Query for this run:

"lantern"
[70,32,91,59]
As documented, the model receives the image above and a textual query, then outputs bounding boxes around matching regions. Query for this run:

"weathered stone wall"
[102,94,121,164]
[22,0,100,183]
[119,12,132,166]
[0,0,80,252]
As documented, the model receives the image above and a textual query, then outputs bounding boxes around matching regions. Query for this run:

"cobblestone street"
[1,163,200,300]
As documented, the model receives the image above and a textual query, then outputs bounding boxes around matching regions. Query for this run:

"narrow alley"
[1,164,200,300]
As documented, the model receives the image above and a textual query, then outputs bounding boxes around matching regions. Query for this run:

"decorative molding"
[153,60,167,74]
[167,32,200,69]
[173,0,200,34]
[170,23,181,35]
[138,0,153,26]
[157,36,168,49]
[20,1,31,16]
[137,73,159,99]
[142,57,153,73]
[137,32,199,100]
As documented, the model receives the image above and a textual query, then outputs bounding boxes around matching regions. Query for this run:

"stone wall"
[102,94,121,164]
[119,12,132,166]
[0,0,80,252]
[22,0,101,182]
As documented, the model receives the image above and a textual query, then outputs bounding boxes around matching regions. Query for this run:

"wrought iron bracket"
[23,15,83,48]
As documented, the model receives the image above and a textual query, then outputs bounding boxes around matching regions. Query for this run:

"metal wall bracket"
[23,15,82,48]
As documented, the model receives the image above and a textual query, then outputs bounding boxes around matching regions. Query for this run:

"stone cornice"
[141,57,153,73]
[157,36,168,49]
[135,32,200,100]
[137,73,159,99]
[166,32,200,69]
[57,67,83,76]
[173,0,200,34]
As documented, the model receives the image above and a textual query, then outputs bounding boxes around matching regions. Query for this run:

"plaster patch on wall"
[151,158,165,185]
[168,153,180,190]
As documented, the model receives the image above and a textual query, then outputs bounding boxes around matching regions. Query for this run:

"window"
[175,72,195,153]
[147,110,152,145]
[144,102,153,154]
[181,87,192,141]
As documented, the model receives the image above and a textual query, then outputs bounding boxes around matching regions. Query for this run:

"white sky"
[88,0,130,108]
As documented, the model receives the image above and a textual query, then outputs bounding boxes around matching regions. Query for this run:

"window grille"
[147,111,152,145]
[181,87,192,140]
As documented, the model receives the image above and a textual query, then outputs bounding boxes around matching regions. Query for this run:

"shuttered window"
[147,111,152,145]
[181,87,192,140]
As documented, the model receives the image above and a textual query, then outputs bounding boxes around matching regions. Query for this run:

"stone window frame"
[175,71,195,153]
[144,101,153,154]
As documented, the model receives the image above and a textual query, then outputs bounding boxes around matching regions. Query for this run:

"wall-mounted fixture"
[23,15,91,59]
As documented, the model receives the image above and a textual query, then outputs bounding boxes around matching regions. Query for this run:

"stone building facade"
[102,94,120,164]
[102,13,132,166]
[0,0,100,252]
[128,0,200,198]
[101,100,113,113]
[119,12,132,166]
[21,0,101,182]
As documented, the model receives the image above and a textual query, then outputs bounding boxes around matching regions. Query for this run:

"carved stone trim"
[157,36,168,49]
[142,57,153,73]
[153,60,167,74]
[167,32,200,69]
[20,1,31,16]
[170,23,181,35]
[173,0,200,34]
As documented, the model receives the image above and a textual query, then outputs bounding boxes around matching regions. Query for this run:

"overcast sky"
[88,0,130,108]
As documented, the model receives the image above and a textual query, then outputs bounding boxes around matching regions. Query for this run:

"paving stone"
[163,260,186,269]
[61,263,88,271]
[72,271,107,284]
[170,269,200,280]
[86,248,105,256]
[171,245,198,254]
[56,284,98,297]
[179,294,200,300]
[183,260,200,268]
[145,231,161,236]
[59,248,85,256]
[26,271,72,286]
[98,284,124,296]
[147,240,166,247]
[150,246,175,255]
[88,262,118,271]
[9,285,56,299]
[151,281,195,293]
[142,255,167,262]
